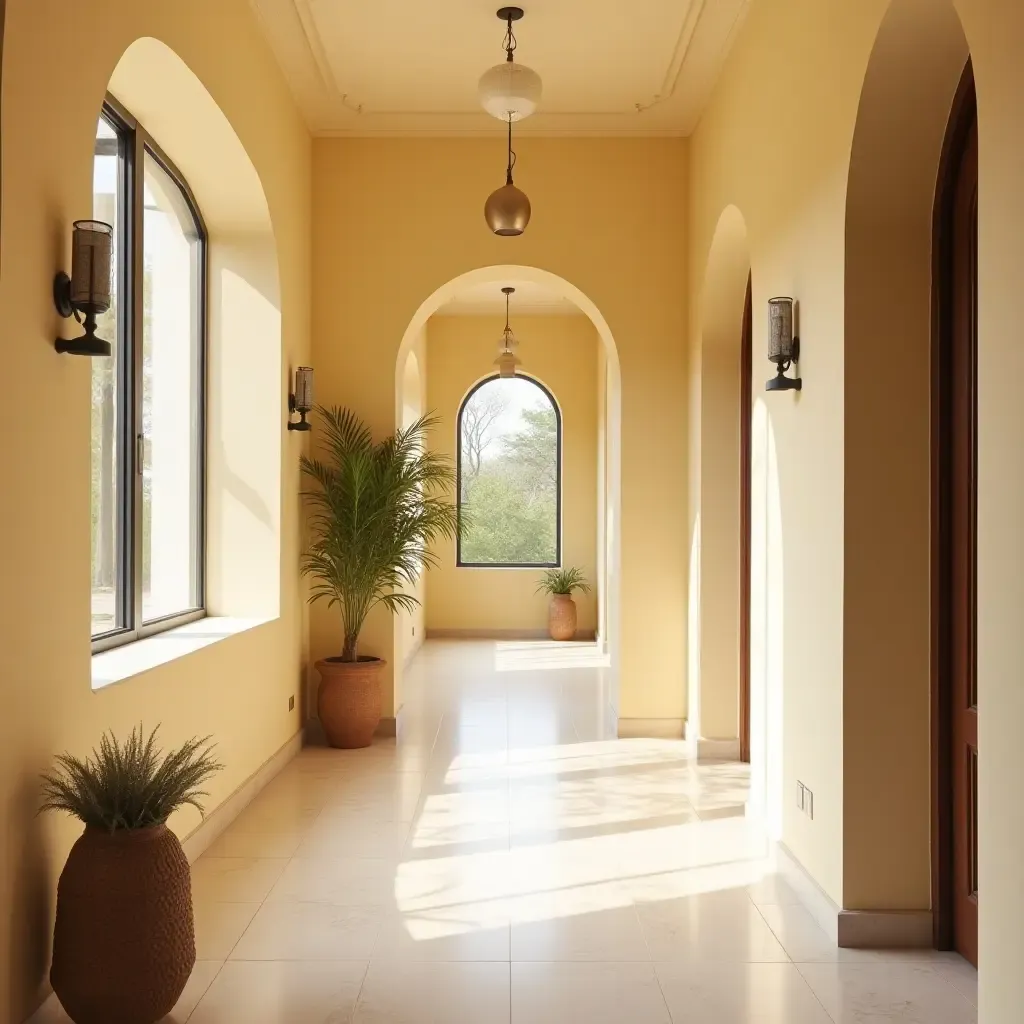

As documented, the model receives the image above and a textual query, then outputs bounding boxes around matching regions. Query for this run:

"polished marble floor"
[33,640,978,1023]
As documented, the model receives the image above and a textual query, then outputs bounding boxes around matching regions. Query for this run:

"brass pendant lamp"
[482,8,537,236]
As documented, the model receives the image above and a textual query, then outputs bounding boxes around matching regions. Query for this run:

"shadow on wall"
[842,0,969,911]
[8,779,51,1022]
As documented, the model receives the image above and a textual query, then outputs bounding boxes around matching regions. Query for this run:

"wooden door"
[739,276,752,764]
[934,61,978,966]
[949,92,979,968]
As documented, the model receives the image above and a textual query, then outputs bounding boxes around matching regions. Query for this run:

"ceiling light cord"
[503,13,517,61]
[506,116,517,185]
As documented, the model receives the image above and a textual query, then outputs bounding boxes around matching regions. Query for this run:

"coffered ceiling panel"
[249,0,750,136]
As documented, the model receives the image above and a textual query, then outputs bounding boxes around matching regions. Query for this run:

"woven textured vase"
[51,824,195,1024]
[316,657,385,748]
[548,594,578,641]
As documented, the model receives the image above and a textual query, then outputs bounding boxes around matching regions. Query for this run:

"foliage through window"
[91,99,207,649]
[457,376,560,566]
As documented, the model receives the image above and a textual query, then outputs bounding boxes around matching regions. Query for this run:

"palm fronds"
[300,406,459,661]
[40,726,223,832]
[536,566,591,596]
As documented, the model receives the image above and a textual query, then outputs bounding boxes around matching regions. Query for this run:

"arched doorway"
[392,265,623,718]
[691,206,751,758]
[844,0,972,946]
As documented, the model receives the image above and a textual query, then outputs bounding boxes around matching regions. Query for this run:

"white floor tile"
[172,639,978,1024]
[512,961,671,1023]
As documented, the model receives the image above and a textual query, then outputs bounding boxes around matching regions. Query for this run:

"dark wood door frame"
[740,275,752,763]
[931,58,977,958]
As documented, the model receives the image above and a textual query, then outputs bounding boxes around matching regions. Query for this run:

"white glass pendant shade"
[494,350,521,377]
[478,61,542,121]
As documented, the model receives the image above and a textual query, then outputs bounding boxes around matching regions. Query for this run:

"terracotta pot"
[548,594,578,641]
[51,824,195,1024]
[316,656,385,748]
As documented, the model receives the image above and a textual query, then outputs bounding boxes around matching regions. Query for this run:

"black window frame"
[91,94,209,654]
[455,372,563,569]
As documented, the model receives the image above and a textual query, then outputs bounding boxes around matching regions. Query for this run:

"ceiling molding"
[252,0,751,138]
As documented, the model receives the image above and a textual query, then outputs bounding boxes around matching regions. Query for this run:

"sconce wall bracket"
[287,393,311,431]
[53,272,112,357]
[766,336,802,392]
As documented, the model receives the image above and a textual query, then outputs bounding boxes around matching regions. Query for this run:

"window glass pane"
[91,116,122,636]
[142,150,203,622]
[459,377,559,565]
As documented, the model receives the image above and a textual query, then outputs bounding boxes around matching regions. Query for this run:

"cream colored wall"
[0,4,310,1021]
[689,0,878,903]
[312,138,688,725]
[692,3,1024,1016]
[424,315,599,637]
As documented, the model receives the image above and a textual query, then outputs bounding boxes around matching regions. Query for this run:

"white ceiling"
[434,278,583,316]
[249,0,751,137]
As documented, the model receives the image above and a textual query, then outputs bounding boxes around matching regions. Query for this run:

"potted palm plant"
[301,407,458,748]
[40,726,222,1024]
[536,566,591,641]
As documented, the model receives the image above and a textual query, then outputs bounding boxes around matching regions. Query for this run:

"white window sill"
[92,616,273,691]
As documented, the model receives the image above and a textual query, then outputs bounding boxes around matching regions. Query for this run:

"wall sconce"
[288,366,314,431]
[53,220,114,356]
[766,296,802,392]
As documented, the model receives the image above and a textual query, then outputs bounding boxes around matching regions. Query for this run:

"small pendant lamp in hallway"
[481,8,539,235]
[494,287,522,377]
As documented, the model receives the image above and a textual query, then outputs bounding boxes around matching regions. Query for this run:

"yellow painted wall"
[691,4,1024,1016]
[312,138,688,726]
[0,3,310,1020]
[424,315,599,636]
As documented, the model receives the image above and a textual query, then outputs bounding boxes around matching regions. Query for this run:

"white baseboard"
[617,717,686,739]
[425,628,598,641]
[180,731,302,864]
[772,842,933,948]
[773,841,842,943]
[838,909,934,948]
[698,738,741,760]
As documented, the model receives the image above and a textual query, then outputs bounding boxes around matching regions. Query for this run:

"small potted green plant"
[301,407,458,748]
[40,726,222,1024]
[536,567,591,641]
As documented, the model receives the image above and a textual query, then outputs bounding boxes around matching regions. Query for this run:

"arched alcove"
[109,38,283,620]
[843,0,970,919]
[391,265,622,721]
[690,206,752,753]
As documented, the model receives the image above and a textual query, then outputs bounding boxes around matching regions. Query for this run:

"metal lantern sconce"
[54,219,114,356]
[766,296,802,392]
[288,366,314,431]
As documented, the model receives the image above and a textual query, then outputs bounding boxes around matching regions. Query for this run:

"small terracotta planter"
[316,657,385,748]
[51,824,194,1024]
[548,594,578,641]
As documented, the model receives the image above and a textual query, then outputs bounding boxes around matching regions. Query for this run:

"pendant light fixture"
[481,8,537,236]
[478,7,542,122]
[494,286,522,377]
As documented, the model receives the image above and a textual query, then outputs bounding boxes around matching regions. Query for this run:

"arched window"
[91,95,207,649]
[457,374,561,567]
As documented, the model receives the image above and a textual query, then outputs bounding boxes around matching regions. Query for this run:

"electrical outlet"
[288,695,295,712]
[796,780,814,819]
